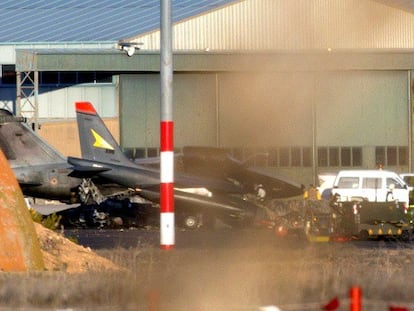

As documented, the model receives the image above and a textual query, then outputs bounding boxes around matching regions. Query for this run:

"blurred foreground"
[0,227,413,310]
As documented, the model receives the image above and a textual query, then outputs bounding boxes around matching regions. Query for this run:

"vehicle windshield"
[403,176,414,187]
[386,177,405,189]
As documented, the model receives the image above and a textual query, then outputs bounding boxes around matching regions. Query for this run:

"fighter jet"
[178,146,305,200]
[70,102,261,228]
[68,101,304,228]
[0,108,82,204]
[0,108,152,227]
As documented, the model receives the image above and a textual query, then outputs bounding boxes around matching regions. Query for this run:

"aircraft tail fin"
[0,109,66,167]
[75,101,133,166]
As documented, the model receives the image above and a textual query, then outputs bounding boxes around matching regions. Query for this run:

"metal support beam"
[15,70,39,131]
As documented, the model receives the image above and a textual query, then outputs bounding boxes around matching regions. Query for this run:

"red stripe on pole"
[160,244,174,251]
[160,183,174,213]
[160,121,173,151]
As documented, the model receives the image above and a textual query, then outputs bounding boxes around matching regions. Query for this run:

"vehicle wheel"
[358,230,369,240]
[401,230,411,242]
[111,217,124,228]
[274,225,289,237]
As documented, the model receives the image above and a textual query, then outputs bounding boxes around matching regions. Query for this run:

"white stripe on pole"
[160,151,174,183]
[160,212,175,246]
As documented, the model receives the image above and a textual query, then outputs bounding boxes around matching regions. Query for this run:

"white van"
[332,170,410,208]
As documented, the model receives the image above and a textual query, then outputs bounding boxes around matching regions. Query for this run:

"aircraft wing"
[0,109,67,166]
[138,186,257,223]
[239,167,304,199]
[30,203,81,216]
[181,146,304,199]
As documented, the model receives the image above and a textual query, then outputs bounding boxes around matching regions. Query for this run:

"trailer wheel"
[359,230,369,241]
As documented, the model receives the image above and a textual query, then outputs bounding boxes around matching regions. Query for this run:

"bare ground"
[34,222,121,273]
[1,225,414,310]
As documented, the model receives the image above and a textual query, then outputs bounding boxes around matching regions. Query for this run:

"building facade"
[6,0,414,185]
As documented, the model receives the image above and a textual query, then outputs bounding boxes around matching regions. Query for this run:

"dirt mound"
[34,223,121,273]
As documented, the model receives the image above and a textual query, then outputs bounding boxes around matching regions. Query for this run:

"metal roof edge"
[15,48,414,55]
[0,42,117,46]
[15,48,414,72]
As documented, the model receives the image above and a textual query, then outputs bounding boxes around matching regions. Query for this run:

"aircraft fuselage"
[12,163,82,203]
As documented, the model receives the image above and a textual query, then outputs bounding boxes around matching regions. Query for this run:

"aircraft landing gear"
[183,215,199,229]
[179,213,202,230]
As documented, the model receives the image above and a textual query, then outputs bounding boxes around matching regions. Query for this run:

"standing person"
[304,184,321,200]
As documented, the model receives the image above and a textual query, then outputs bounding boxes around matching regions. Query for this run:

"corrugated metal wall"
[135,0,414,50]
[37,85,117,119]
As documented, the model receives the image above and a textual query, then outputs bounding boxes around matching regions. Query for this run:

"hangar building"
[3,0,414,185]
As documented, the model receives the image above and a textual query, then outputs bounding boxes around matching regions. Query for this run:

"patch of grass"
[30,209,62,230]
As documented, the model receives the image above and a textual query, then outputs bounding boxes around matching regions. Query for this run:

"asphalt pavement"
[63,227,287,250]
[62,226,414,251]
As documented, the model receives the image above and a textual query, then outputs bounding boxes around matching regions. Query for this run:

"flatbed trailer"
[338,201,411,241]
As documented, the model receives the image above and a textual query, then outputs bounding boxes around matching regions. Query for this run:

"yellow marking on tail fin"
[91,129,114,150]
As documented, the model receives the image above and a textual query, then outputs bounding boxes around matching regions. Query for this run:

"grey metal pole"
[408,70,412,172]
[312,85,318,186]
[161,0,173,122]
[160,0,175,250]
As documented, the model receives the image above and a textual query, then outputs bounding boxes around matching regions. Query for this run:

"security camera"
[118,41,143,57]
[123,45,135,57]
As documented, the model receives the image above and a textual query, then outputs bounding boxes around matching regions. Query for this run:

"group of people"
[303,184,333,201]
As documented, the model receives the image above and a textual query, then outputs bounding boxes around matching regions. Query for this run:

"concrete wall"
[37,118,119,158]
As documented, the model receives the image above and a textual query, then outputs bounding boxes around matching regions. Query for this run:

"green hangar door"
[119,73,219,155]
[218,72,314,148]
[119,70,410,174]
[315,71,409,171]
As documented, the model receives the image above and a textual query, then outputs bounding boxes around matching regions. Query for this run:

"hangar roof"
[2,1,413,45]
[374,0,414,13]
[0,0,239,43]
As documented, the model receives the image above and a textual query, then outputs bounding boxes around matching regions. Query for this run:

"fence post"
[350,286,362,311]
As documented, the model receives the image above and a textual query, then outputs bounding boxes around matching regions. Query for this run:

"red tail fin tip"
[75,101,96,115]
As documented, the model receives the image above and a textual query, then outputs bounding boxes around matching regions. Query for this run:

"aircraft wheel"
[111,217,124,228]
[181,214,199,230]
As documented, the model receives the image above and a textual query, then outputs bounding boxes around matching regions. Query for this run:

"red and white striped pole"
[160,121,174,249]
[160,0,174,249]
